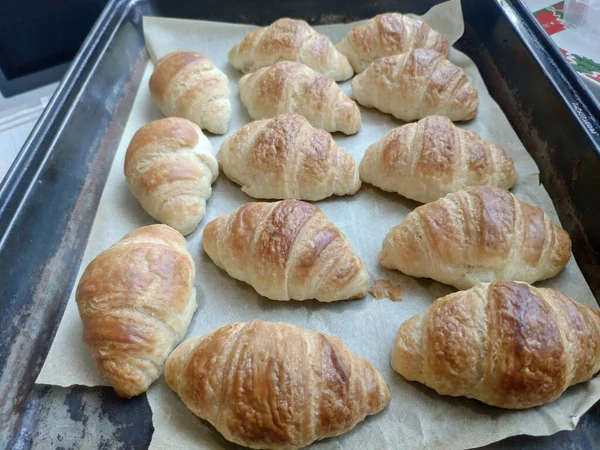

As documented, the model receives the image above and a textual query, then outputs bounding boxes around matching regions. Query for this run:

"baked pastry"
[336,13,449,73]
[379,186,571,289]
[203,200,369,301]
[351,49,479,122]
[149,51,231,134]
[76,225,196,398]
[229,18,353,81]
[218,114,360,200]
[392,281,600,409]
[359,116,516,203]
[239,61,361,135]
[124,118,218,236]
[166,320,391,449]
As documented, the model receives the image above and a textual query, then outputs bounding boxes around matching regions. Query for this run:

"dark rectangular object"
[0,0,599,448]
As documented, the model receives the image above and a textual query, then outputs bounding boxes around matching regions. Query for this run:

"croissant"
[392,281,600,409]
[229,18,353,81]
[76,225,196,398]
[149,51,231,134]
[336,13,449,73]
[351,49,479,122]
[203,200,369,302]
[379,186,571,289]
[218,114,360,200]
[239,61,361,135]
[166,320,391,449]
[124,117,218,236]
[359,116,516,203]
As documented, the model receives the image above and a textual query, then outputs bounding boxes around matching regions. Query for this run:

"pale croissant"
[203,200,369,302]
[76,225,196,398]
[392,281,600,409]
[149,51,231,134]
[379,186,571,289]
[166,320,391,449]
[239,61,361,135]
[352,49,479,122]
[218,114,360,200]
[360,116,516,203]
[229,18,353,81]
[336,12,449,73]
[124,118,218,236]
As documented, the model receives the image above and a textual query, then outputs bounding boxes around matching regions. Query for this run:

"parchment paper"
[37,1,600,448]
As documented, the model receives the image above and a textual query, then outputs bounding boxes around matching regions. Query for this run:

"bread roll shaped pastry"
[239,61,361,135]
[359,116,516,203]
[352,49,479,122]
[218,114,360,200]
[165,320,391,449]
[379,186,571,289]
[149,51,231,134]
[124,118,218,236]
[76,225,196,398]
[392,281,600,409]
[229,18,353,81]
[203,200,369,302]
[336,13,449,73]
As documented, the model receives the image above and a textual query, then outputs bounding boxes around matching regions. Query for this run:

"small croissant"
[379,186,571,289]
[124,118,218,236]
[352,49,479,122]
[239,61,361,135]
[392,281,600,409]
[149,51,231,134]
[166,320,391,449]
[203,200,369,302]
[360,116,516,203]
[229,18,353,81]
[218,114,360,200]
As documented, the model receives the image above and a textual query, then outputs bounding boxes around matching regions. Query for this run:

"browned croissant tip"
[149,51,212,99]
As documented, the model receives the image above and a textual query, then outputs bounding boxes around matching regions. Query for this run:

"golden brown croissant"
[124,118,219,236]
[336,13,449,73]
[379,187,571,289]
[76,225,196,398]
[392,281,600,409]
[229,18,353,81]
[352,49,479,122]
[218,114,360,200]
[359,116,516,203]
[203,200,369,302]
[149,51,231,134]
[166,320,391,449]
[239,61,361,135]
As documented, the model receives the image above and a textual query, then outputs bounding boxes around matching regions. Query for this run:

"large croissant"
[379,187,571,289]
[124,118,218,236]
[149,51,231,134]
[166,320,391,449]
[239,61,361,135]
[336,13,449,73]
[392,281,600,409]
[229,18,353,81]
[218,114,360,200]
[76,225,196,398]
[203,200,369,302]
[352,50,479,122]
[360,116,516,203]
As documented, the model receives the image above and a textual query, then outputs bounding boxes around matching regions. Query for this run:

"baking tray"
[1,0,599,448]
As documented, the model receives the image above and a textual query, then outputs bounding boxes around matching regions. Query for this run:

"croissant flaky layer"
[392,281,600,409]
[218,114,360,200]
[379,187,571,289]
[76,225,197,398]
[229,18,353,81]
[359,116,516,203]
[166,320,391,449]
[203,200,369,302]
